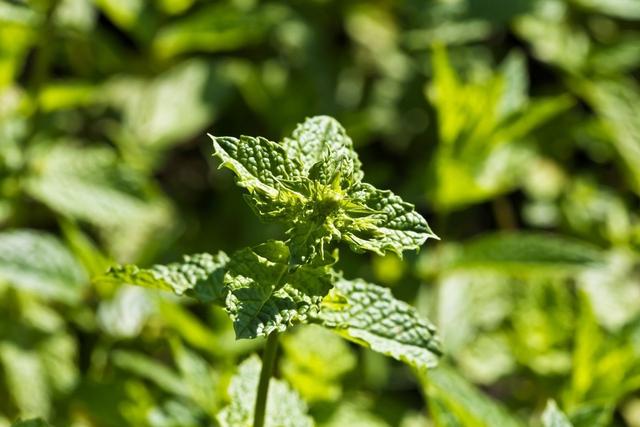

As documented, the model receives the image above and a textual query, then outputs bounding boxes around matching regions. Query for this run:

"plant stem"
[253,331,279,427]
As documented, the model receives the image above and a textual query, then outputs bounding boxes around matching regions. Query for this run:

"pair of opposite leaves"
[102,116,441,371]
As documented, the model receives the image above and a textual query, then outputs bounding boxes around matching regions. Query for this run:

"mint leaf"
[343,183,438,257]
[422,365,525,427]
[283,115,363,181]
[217,355,313,427]
[11,419,52,427]
[0,230,87,303]
[315,277,441,370]
[211,135,305,220]
[543,401,574,427]
[100,252,229,305]
[225,241,332,339]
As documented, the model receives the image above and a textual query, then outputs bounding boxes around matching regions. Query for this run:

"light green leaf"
[421,365,524,427]
[100,252,229,305]
[111,350,187,396]
[343,183,438,257]
[170,339,220,416]
[280,324,356,402]
[25,143,172,261]
[579,79,640,194]
[0,229,87,302]
[105,59,231,152]
[217,355,313,427]
[152,4,283,59]
[225,241,332,339]
[441,232,603,274]
[10,419,52,427]
[315,277,441,370]
[543,401,574,427]
[1,342,50,419]
[211,135,306,220]
[283,115,363,181]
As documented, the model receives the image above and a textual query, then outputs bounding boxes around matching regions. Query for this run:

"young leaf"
[100,252,229,305]
[212,116,436,264]
[0,229,87,303]
[224,241,333,339]
[343,183,438,256]
[211,135,306,220]
[283,115,363,180]
[217,355,313,427]
[315,277,441,370]
[542,401,574,427]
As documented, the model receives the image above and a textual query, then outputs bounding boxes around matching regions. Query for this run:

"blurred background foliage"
[1,0,640,425]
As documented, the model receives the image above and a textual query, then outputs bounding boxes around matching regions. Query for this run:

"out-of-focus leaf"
[37,81,96,112]
[542,400,574,427]
[111,350,187,396]
[438,232,603,275]
[25,143,172,261]
[0,229,87,302]
[422,365,525,427]
[170,339,219,416]
[10,419,52,427]
[572,0,640,19]
[93,0,143,31]
[514,1,589,72]
[217,355,313,427]
[315,277,441,370]
[97,286,154,338]
[0,342,50,418]
[427,46,572,210]
[105,59,231,153]
[153,4,284,59]
[280,324,356,402]
[579,79,640,195]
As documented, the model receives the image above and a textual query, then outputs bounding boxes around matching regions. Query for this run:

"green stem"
[254,331,279,427]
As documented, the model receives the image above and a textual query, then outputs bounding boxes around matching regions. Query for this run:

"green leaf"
[280,324,356,402]
[105,59,231,152]
[100,252,229,305]
[111,350,187,396]
[442,232,603,274]
[25,143,172,261]
[211,135,306,220]
[0,229,87,302]
[1,342,50,419]
[342,183,438,257]
[579,79,640,194]
[152,4,283,59]
[315,277,441,370]
[283,115,363,181]
[10,419,52,427]
[421,365,524,427]
[224,241,332,339]
[217,355,313,427]
[542,401,574,427]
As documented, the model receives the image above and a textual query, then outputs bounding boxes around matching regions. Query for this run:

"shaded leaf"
[0,229,87,302]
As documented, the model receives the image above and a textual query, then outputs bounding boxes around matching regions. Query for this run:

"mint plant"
[100,116,441,427]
